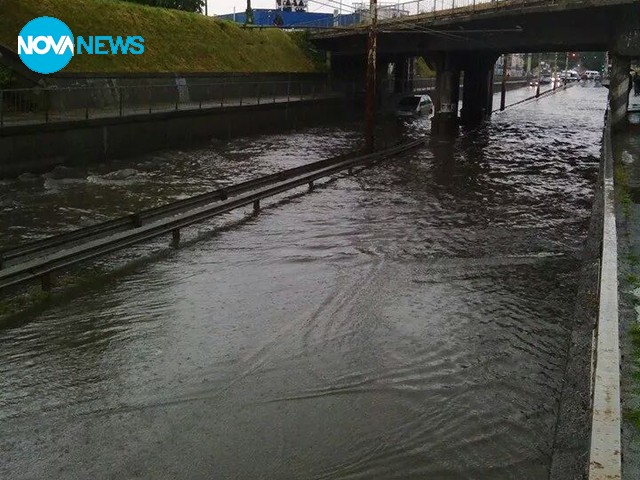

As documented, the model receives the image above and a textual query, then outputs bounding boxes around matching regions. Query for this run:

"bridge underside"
[317,1,640,138]
[314,2,639,55]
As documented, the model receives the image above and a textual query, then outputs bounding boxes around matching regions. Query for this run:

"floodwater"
[0,84,607,479]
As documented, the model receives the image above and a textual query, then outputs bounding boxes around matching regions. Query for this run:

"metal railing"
[0,80,334,128]
[313,0,586,31]
[0,138,426,292]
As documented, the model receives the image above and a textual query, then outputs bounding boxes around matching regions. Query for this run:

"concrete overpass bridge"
[312,0,640,136]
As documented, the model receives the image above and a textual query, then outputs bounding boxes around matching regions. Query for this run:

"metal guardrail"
[0,149,362,267]
[0,138,426,292]
[0,80,332,128]
[588,112,621,480]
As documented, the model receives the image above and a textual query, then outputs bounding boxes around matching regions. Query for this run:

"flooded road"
[0,84,606,479]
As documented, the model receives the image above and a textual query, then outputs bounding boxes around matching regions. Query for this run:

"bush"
[123,0,204,12]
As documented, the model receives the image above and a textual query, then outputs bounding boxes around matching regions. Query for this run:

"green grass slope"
[0,0,319,73]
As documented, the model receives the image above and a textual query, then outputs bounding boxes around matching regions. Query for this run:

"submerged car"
[396,94,433,117]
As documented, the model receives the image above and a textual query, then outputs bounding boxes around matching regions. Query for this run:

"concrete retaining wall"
[0,97,345,177]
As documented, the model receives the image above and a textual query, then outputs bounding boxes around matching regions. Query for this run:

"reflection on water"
[0,85,606,479]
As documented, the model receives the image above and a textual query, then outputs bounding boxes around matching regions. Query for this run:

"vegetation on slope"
[0,0,320,73]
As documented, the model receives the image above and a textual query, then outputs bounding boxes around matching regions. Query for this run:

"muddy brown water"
[0,84,607,479]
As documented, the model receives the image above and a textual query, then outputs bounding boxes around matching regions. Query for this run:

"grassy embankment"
[0,0,321,73]
[616,155,640,430]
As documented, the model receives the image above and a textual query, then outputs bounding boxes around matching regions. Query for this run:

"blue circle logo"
[18,17,74,75]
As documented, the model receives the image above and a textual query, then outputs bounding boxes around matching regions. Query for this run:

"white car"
[585,70,601,80]
[396,94,433,117]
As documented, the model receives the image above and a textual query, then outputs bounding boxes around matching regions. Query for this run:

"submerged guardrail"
[588,114,621,479]
[0,138,426,292]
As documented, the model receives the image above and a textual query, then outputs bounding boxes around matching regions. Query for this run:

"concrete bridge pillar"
[329,53,367,97]
[460,55,497,126]
[377,58,391,102]
[430,53,461,139]
[394,57,415,93]
[609,55,630,132]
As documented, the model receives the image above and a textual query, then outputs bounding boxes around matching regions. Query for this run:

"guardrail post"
[273,83,277,103]
[41,272,53,292]
[348,167,354,175]
[240,84,243,106]
[0,90,4,128]
[287,81,291,103]
[253,200,260,213]
[119,87,123,117]
[171,229,180,247]
[308,181,314,191]
[0,253,4,270]
[129,213,142,228]
[44,89,50,123]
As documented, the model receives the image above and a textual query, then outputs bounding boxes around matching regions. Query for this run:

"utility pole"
[246,0,254,25]
[364,0,378,152]
[204,0,208,16]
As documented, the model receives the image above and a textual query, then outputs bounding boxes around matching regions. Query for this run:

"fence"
[0,79,333,128]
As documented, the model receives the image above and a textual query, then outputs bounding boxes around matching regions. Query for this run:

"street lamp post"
[536,53,541,97]
[553,51,558,90]
[246,0,254,24]
[500,54,509,111]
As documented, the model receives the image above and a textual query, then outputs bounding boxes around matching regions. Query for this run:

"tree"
[124,0,205,13]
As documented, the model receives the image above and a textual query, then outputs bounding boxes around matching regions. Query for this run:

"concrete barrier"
[0,97,345,177]
[588,116,622,479]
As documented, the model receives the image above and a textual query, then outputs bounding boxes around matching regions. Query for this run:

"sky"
[207,0,346,15]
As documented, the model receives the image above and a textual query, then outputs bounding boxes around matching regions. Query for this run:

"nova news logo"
[18,16,145,75]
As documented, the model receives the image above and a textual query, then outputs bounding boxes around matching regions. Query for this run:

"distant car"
[396,94,433,117]
[564,70,580,81]
[585,70,601,80]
